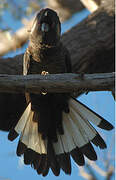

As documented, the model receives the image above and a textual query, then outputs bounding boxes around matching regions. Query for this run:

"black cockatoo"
[7,8,113,176]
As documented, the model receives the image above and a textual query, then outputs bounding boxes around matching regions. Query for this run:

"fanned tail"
[53,98,113,167]
[8,103,60,176]
[8,98,113,176]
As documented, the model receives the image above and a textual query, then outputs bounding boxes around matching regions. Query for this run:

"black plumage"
[57,153,71,174]
[16,141,27,156]
[80,143,97,161]
[71,147,85,166]
[6,8,114,177]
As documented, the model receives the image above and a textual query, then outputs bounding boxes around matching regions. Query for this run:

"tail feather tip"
[8,129,19,141]
[98,120,114,130]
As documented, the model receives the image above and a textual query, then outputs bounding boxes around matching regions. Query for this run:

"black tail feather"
[8,129,18,141]
[36,155,46,174]
[47,140,60,176]
[57,153,71,174]
[71,147,85,166]
[42,158,49,176]
[91,134,107,149]
[24,149,36,165]
[16,141,27,156]
[98,120,114,130]
[31,154,41,170]
[80,142,97,161]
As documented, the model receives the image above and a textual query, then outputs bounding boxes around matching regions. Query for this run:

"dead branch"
[80,0,99,12]
[0,18,34,56]
[0,73,114,94]
[79,167,96,180]
[79,158,114,180]
[87,161,114,180]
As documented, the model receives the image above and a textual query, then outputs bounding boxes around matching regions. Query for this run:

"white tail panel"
[20,111,32,147]
[69,107,97,141]
[53,109,96,155]
[53,99,101,155]
[61,114,76,152]
[53,134,64,154]
[15,103,31,134]
[70,98,101,126]
[20,111,47,154]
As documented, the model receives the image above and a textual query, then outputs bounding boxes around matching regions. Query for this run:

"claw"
[41,71,49,95]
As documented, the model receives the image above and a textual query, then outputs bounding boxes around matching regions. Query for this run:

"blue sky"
[0,4,115,180]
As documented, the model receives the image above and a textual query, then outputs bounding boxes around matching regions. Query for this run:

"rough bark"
[0,73,114,94]
[61,0,115,73]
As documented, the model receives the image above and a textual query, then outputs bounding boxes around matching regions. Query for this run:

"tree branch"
[80,0,99,12]
[79,167,96,180]
[62,0,114,73]
[0,18,34,56]
[0,73,114,94]
[87,160,114,180]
